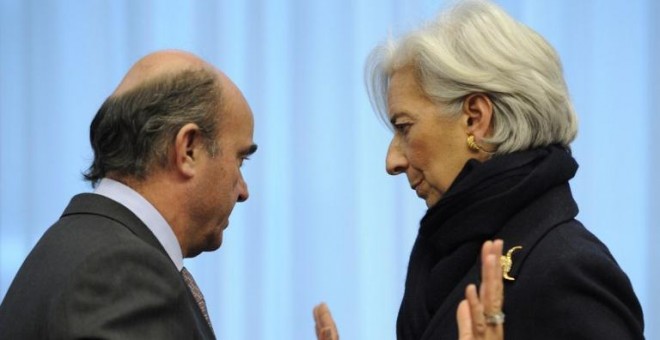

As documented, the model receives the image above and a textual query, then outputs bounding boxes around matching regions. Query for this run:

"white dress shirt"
[94,178,183,271]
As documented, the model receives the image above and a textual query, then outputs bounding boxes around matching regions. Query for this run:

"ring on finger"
[484,311,505,325]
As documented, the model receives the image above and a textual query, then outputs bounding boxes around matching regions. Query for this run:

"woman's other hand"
[313,302,339,340]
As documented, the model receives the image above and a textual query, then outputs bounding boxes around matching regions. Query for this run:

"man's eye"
[239,156,250,167]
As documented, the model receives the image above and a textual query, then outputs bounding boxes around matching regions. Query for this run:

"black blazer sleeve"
[505,222,644,339]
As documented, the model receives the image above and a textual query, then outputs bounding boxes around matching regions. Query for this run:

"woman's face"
[385,67,476,208]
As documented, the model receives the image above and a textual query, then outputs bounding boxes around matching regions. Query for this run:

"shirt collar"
[94,178,184,271]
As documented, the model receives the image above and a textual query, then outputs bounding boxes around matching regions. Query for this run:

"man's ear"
[173,123,203,178]
[462,93,494,139]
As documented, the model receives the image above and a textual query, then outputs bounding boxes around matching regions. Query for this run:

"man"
[0,49,499,340]
[0,50,256,339]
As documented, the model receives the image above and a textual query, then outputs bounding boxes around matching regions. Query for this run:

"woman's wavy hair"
[366,0,577,154]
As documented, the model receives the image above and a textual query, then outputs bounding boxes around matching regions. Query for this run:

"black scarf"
[396,145,578,340]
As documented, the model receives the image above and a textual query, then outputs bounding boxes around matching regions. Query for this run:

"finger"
[317,303,334,329]
[313,303,338,340]
[479,240,493,299]
[483,240,505,338]
[313,303,330,337]
[481,254,499,315]
[320,327,336,340]
[483,242,503,316]
[492,239,504,286]
[466,283,486,336]
[456,299,474,340]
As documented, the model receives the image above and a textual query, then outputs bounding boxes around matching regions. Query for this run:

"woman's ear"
[173,123,203,178]
[462,93,493,139]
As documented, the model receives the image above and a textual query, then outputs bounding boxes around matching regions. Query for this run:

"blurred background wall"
[1,0,657,338]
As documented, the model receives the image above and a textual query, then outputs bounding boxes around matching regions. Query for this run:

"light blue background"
[1,0,657,339]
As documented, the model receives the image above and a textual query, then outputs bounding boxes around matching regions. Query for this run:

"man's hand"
[457,240,505,340]
[313,302,339,340]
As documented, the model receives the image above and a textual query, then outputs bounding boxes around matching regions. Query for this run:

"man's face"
[186,85,256,257]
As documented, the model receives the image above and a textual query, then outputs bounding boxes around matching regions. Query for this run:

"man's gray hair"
[366,0,577,154]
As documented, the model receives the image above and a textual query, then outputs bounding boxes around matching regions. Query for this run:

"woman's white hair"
[366,0,577,154]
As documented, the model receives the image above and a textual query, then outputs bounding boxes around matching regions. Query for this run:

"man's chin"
[206,232,223,251]
[187,233,223,258]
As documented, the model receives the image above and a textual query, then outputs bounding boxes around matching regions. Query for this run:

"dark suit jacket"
[419,184,644,339]
[0,193,215,339]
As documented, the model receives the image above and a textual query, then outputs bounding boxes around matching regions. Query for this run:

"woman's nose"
[386,138,408,175]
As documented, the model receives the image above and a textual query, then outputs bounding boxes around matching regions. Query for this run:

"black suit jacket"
[419,185,644,339]
[0,193,215,339]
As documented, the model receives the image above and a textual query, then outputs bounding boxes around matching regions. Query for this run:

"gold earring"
[467,134,481,152]
[467,134,494,154]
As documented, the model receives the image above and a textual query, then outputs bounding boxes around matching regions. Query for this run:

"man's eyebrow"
[241,144,258,156]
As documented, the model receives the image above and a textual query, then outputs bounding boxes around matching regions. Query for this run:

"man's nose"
[237,174,249,202]
[385,138,408,176]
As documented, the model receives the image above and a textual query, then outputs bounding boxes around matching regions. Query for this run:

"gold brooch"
[500,246,523,281]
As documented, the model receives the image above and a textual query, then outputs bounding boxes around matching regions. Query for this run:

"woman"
[363,0,644,339]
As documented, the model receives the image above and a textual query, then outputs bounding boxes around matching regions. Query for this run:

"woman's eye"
[394,123,411,134]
